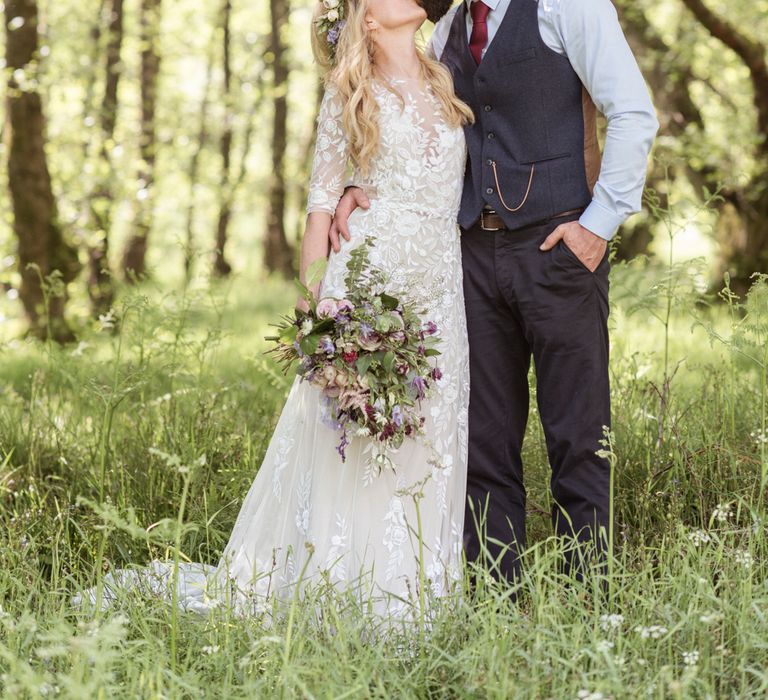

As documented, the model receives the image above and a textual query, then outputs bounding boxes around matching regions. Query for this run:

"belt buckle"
[480,209,502,232]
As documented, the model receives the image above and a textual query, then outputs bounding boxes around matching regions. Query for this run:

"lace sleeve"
[306,84,350,216]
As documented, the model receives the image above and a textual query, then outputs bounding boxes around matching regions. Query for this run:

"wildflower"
[698,611,722,624]
[634,624,668,639]
[682,650,699,666]
[688,529,711,547]
[596,639,614,653]
[599,613,625,631]
[576,691,611,700]
[734,549,753,569]
[202,644,220,655]
[98,309,116,331]
[712,502,732,523]
[750,429,768,446]
[300,318,314,335]
[71,341,90,357]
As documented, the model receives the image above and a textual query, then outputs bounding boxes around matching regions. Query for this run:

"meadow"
[0,241,766,699]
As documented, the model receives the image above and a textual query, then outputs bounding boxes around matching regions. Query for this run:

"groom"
[330,0,659,587]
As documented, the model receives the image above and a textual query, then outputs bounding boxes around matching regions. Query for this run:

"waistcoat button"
[488,132,495,139]
[484,105,492,112]
[486,187,494,195]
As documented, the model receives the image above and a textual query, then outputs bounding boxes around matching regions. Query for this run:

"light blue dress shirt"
[428,0,660,241]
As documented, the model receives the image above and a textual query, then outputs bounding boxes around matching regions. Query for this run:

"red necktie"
[469,1,491,65]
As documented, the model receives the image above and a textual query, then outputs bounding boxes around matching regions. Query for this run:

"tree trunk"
[122,0,161,281]
[5,0,80,342]
[213,0,234,278]
[87,0,124,314]
[264,0,295,278]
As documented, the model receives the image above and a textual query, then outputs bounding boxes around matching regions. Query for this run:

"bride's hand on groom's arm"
[329,187,370,253]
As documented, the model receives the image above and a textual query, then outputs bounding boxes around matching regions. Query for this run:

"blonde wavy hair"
[311,0,475,177]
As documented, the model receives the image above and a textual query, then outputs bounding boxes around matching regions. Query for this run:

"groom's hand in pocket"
[539,221,608,273]
[329,187,370,253]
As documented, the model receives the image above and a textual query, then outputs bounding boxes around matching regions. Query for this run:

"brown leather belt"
[478,207,584,231]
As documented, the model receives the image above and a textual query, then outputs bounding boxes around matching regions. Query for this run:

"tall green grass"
[0,254,766,698]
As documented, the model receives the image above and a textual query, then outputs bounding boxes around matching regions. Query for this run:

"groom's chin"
[418,0,455,24]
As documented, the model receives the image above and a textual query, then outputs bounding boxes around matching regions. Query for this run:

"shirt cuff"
[579,201,625,242]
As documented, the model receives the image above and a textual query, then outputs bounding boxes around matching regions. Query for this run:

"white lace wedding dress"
[71,76,470,623]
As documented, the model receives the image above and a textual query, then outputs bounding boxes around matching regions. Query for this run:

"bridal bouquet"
[266,238,442,473]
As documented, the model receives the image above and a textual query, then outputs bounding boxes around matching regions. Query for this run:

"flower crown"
[316,0,347,64]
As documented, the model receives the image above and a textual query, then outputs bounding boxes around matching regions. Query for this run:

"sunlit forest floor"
[1,254,767,698]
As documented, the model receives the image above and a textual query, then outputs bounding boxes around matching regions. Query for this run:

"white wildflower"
[98,309,117,331]
[750,429,768,446]
[201,644,220,655]
[576,691,611,700]
[596,639,614,653]
[70,341,90,357]
[682,650,699,666]
[712,502,732,523]
[634,624,668,639]
[734,549,753,569]
[698,611,722,624]
[688,529,711,546]
[599,613,625,631]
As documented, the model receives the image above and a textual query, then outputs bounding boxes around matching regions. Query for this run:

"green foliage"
[0,264,766,696]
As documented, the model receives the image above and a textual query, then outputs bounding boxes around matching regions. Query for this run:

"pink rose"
[316,298,339,319]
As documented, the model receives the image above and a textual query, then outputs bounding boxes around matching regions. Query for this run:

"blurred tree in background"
[0,0,767,340]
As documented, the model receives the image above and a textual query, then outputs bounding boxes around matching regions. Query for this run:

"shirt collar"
[465,0,502,11]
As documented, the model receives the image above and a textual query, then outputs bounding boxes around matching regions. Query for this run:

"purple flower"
[319,335,335,354]
[431,367,443,381]
[411,376,427,401]
[293,340,307,358]
[327,20,346,46]
[392,404,404,428]
[424,321,438,336]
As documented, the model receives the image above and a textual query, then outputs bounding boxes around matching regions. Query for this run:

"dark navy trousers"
[460,210,613,585]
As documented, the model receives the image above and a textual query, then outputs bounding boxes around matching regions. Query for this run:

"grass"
[0,254,767,698]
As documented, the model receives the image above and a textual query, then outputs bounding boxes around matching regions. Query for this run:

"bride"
[72,0,473,623]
